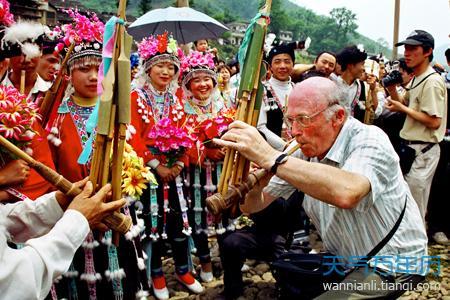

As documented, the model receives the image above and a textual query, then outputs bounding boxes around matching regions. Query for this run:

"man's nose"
[290,123,303,137]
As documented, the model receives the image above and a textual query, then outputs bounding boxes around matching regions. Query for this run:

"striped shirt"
[265,117,428,274]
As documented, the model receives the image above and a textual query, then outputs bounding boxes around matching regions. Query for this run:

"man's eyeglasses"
[284,102,338,128]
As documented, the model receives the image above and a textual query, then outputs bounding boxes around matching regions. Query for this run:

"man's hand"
[213,120,278,170]
[385,97,405,113]
[366,74,377,91]
[0,159,30,186]
[55,177,90,210]
[156,165,174,183]
[67,181,126,231]
[170,164,183,178]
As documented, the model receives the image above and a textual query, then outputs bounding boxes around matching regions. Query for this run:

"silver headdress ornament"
[1,20,46,60]
[357,44,365,53]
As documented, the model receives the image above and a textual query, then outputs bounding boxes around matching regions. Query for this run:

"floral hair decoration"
[137,32,183,75]
[181,51,217,93]
[55,8,104,72]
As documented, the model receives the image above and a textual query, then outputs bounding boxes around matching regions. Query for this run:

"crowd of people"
[0,1,449,299]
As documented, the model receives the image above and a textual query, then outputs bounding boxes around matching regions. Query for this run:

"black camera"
[382,70,403,87]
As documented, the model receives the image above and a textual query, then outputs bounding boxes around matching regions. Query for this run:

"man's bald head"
[288,77,343,111]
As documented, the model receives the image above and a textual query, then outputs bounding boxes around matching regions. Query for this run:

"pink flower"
[0,85,40,149]
[0,0,14,26]
[59,9,104,47]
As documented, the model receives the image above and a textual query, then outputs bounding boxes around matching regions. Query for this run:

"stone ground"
[147,232,449,300]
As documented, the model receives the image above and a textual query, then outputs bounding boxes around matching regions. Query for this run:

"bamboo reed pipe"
[206,143,300,215]
[89,134,105,191]
[100,105,117,186]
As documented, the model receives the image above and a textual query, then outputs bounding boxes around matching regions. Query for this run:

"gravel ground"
[146,232,449,300]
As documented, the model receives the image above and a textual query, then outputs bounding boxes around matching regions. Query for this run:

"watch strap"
[270,153,288,174]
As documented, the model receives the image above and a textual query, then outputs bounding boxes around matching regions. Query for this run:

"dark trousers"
[427,141,450,236]
[218,227,287,298]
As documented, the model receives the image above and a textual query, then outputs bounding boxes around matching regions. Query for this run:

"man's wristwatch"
[270,153,289,174]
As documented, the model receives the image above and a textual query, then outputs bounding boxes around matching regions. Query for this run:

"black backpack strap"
[406,72,438,91]
[357,196,408,265]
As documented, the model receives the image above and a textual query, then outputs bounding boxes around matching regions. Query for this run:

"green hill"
[74,0,391,58]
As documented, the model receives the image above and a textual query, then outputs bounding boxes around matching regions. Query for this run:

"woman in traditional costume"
[129,33,203,300]
[46,10,134,300]
[181,51,235,284]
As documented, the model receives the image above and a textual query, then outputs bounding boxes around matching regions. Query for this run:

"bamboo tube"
[221,149,235,195]
[0,135,132,233]
[217,0,272,201]
[100,105,116,186]
[233,67,263,184]
[206,143,300,215]
[20,70,26,94]
[218,148,233,193]
[89,134,105,191]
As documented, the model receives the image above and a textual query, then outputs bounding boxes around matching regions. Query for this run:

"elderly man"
[0,179,125,299]
[215,77,427,299]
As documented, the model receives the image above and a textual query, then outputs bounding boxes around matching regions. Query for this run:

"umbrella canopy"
[128,6,229,44]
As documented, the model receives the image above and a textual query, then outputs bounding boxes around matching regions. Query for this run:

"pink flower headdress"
[0,0,14,27]
[55,8,105,72]
[181,51,217,93]
[137,32,183,75]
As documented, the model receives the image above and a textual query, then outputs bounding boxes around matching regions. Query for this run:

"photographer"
[385,30,447,223]
[378,58,414,150]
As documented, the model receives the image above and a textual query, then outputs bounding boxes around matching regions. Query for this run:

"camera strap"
[406,71,438,91]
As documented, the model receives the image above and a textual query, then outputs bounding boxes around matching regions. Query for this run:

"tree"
[139,0,152,15]
[329,7,358,46]
[266,0,290,36]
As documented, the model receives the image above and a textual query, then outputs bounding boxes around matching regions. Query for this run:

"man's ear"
[332,108,346,126]
[423,47,433,60]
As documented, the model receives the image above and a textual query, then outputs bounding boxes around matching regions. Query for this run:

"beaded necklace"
[185,96,219,124]
[67,98,95,147]
[136,85,173,124]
